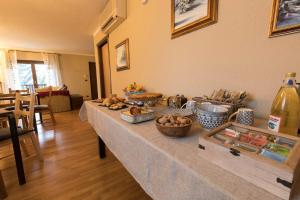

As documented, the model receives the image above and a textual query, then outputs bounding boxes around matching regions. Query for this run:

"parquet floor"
[0,110,152,200]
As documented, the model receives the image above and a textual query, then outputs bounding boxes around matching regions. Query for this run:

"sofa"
[36,86,71,113]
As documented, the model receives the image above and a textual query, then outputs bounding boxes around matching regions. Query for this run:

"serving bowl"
[196,103,229,129]
[155,116,192,137]
[197,103,228,116]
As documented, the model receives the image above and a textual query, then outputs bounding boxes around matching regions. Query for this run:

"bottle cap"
[286,72,296,78]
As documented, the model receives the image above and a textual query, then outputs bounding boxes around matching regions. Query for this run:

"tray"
[120,109,155,124]
[108,105,128,111]
[198,122,300,200]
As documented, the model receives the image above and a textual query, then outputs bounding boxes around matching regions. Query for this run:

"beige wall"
[60,54,95,99]
[94,0,300,118]
[16,51,95,99]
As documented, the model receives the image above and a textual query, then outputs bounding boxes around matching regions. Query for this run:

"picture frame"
[115,39,130,71]
[171,0,218,39]
[269,0,300,37]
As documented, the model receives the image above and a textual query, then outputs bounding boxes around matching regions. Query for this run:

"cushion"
[0,127,33,141]
[35,86,52,92]
[52,86,61,91]
[59,85,68,91]
[4,105,29,111]
[34,105,49,111]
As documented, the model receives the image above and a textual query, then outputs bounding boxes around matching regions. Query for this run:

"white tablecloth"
[79,101,300,200]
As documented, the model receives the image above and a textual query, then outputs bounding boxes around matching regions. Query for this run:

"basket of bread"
[156,115,192,137]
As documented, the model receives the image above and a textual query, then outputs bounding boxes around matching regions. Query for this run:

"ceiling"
[0,0,108,55]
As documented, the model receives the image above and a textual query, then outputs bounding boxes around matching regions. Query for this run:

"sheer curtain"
[0,50,6,93]
[41,53,62,87]
[0,50,20,92]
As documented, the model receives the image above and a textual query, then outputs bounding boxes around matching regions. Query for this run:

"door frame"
[88,62,98,100]
[97,37,112,98]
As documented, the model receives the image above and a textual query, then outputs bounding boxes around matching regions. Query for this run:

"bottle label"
[268,115,281,132]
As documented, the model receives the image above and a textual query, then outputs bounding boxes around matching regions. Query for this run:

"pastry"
[157,115,191,127]
[100,95,126,107]
[130,107,142,115]
[129,93,162,101]
[109,102,127,110]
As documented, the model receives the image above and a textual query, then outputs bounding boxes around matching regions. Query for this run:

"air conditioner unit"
[100,0,126,34]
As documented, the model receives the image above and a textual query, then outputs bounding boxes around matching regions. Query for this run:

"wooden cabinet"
[70,94,83,110]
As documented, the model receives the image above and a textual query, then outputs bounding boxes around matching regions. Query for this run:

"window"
[17,60,47,91]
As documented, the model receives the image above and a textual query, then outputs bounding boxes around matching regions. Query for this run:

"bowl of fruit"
[123,82,145,97]
[156,115,192,137]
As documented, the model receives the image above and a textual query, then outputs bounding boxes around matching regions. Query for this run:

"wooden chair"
[35,91,56,125]
[0,93,16,128]
[0,92,43,161]
[0,93,16,108]
[8,88,29,107]
[8,88,30,94]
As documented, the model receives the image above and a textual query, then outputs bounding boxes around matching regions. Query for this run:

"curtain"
[0,50,6,93]
[0,50,20,92]
[7,50,21,90]
[41,53,62,87]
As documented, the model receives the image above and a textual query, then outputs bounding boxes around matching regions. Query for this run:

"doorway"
[97,39,112,98]
[89,62,98,100]
[17,60,48,92]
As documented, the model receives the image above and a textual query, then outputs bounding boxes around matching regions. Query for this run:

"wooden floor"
[0,110,152,200]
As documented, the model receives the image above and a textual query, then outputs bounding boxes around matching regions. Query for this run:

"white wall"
[60,54,95,99]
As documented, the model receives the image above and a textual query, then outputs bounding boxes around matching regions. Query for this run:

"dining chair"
[0,92,43,161]
[0,93,16,129]
[35,91,56,125]
[8,88,30,94]
[8,88,29,107]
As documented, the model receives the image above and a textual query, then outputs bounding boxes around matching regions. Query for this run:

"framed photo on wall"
[269,0,300,37]
[171,0,218,39]
[115,39,130,71]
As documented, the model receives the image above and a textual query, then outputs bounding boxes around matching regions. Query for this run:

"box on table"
[198,122,300,200]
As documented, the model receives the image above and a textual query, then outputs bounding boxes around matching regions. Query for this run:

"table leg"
[37,95,43,123]
[8,114,26,185]
[33,114,38,134]
[98,136,106,159]
[0,170,7,199]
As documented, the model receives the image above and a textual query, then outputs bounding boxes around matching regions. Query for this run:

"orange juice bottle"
[268,72,300,136]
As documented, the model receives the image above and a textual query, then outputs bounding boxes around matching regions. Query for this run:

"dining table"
[79,101,300,200]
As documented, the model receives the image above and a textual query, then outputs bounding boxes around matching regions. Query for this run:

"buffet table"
[79,101,300,200]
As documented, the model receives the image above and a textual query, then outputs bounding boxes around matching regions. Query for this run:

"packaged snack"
[265,143,290,157]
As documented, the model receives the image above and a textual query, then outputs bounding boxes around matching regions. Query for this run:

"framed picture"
[171,0,218,39]
[115,39,130,71]
[269,0,300,37]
